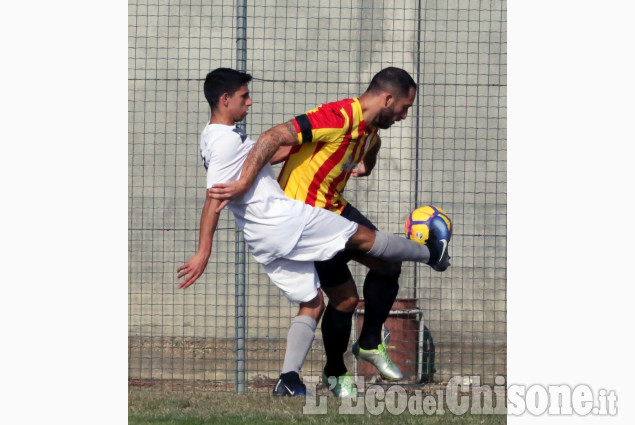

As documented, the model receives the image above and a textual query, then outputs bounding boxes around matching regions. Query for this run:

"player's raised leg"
[348,224,451,270]
[286,201,449,270]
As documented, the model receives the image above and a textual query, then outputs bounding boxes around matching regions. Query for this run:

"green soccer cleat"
[322,371,358,398]
[352,341,403,381]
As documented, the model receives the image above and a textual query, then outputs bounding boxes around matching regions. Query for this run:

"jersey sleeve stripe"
[294,114,313,143]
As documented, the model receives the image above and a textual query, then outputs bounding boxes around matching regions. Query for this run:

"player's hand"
[208,180,248,212]
[177,252,209,289]
[351,162,370,177]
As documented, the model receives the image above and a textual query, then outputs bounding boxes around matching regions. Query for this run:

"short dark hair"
[203,68,253,110]
[366,67,417,98]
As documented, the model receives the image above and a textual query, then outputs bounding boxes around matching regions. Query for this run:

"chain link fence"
[129,0,506,392]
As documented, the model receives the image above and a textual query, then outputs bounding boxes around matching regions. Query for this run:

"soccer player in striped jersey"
[210,67,450,397]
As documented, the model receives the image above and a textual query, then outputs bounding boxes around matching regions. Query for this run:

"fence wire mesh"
[129,0,506,393]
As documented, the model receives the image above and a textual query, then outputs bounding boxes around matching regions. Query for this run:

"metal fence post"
[234,0,248,395]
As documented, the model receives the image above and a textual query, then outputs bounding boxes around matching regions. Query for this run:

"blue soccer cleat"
[272,371,307,397]
[427,215,451,272]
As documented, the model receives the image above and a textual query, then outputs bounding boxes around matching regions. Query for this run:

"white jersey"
[200,123,314,265]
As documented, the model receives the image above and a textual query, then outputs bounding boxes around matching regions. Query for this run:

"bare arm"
[177,194,223,289]
[351,137,381,177]
[208,120,299,211]
[270,145,293,165]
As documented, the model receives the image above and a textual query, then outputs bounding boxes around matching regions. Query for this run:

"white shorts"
[262,207,358,304]
[262,258,321,304]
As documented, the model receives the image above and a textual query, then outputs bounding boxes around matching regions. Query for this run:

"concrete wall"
[129,0,506,386]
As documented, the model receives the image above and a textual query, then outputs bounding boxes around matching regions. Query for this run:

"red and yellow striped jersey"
[277,98,379,213]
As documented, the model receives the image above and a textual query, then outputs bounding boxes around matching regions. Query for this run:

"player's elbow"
[265,121,299,147]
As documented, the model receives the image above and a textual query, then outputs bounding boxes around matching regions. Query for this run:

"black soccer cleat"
[272,371,307,397]
[427,216,451,272]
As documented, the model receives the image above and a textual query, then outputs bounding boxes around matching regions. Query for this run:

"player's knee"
[346,225,375,251]
[299,292,326,321]
[331,293,359,312]
[323,278,359,312]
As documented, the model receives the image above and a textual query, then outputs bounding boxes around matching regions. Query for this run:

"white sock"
[281,315,317,374]
[367,231,430,263]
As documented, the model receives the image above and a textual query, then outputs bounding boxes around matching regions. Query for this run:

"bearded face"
[375,106,397,129]
[372,87,416,129]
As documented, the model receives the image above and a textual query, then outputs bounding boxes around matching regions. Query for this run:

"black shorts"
[314,204,378,287]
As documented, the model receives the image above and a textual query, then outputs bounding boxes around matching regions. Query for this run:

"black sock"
[358,270,399,350]
[322,304,354,377]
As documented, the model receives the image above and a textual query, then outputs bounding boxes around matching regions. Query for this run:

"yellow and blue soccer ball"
[405,205,452,244]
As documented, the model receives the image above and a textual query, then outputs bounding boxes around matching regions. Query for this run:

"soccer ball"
[405,205,452,244]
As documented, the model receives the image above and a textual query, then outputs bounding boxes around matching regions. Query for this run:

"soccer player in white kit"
[177,68,443,396]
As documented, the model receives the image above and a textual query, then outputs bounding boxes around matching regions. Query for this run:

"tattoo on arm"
[284,120,296,140]
[239,120,299,185]
[241,134,276,179]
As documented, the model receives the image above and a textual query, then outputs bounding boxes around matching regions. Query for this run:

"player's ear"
[384,92,394,107]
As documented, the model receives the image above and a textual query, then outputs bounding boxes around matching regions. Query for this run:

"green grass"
[129,388,506,425]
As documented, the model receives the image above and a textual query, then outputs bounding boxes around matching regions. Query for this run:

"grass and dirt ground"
[129,387,506,425]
